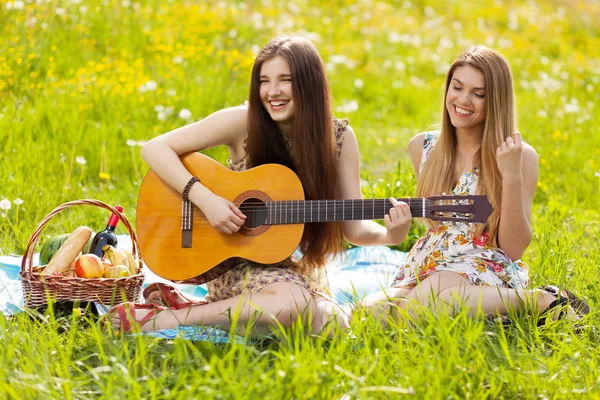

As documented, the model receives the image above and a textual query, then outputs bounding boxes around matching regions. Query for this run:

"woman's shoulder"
[408,131,439,174]
[521,140,539,167]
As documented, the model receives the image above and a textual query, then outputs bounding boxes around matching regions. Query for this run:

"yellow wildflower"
[99,172,111,181]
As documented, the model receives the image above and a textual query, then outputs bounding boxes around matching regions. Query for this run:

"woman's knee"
[260,282,315,326]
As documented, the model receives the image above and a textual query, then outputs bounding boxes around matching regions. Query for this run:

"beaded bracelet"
[182,176,200,201]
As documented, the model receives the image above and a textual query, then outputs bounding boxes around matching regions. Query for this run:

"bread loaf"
[41,226,92,275]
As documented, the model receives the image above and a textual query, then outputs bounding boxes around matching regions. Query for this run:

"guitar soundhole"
[239,198,268,229]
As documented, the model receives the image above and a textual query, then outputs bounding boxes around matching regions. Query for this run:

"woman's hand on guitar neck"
[196,191,246,234]
[384,197,412,245]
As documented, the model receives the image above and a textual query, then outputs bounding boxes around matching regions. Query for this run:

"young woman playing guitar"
[107,36,412,334]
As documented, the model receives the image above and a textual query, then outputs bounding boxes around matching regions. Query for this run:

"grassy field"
[1,0,600,398]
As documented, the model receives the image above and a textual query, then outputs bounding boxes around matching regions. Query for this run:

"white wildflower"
[145,80,158,92]
[173,56,183,64]
[154,104,164,112]
[335,100,359,113]
[157,112,167,121]
[13,198,23,205]
[136,140,147,147]
[76,156,87,165]
[126,139,137,147]
[0,199,11,211]
[13,1,25,10]
[179,109,192,120]
[55,7,65,15]
[354,78,364,89]
[167,89,176,97]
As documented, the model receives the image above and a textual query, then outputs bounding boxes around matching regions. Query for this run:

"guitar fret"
[325,200,327,222]
[372,199,375,220]
[362,199,364,220]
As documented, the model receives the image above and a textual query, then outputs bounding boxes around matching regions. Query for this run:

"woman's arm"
[141,105,248,234]
[496,133,539,260]
[335,126,411,246]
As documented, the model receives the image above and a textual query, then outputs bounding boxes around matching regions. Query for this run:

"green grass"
[1,0,599,398]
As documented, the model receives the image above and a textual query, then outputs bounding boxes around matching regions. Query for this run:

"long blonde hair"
[416,46,516,246]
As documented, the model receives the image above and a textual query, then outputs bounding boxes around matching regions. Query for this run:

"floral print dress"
[204,118,348,303]
[391,132,530,289]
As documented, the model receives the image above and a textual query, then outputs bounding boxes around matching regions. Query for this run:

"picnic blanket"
[0,235,406,341]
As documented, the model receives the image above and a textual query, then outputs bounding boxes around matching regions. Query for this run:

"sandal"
[143,282,207,310]
[105,302,167,334]
[537,285,590,327]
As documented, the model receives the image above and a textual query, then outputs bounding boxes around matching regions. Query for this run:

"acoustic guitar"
[136,153,493,283]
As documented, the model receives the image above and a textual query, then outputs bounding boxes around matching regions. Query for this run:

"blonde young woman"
[359,46,589,324]
[107,36,412,334]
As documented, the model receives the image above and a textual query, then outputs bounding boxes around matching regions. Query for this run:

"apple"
[74,254,104,278]
[101,257,113,271]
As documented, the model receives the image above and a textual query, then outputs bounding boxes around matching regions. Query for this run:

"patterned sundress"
[391,132,530,289]
[204,118,348,303]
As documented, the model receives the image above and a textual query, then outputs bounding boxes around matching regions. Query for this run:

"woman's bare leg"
[437,285,561,317]
[353,271,471,323]
[111,282,319,334]
[312,296,349,334]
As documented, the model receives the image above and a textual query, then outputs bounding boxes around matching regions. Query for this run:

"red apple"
[74,254,104,278]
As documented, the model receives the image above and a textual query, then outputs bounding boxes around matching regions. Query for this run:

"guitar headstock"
[424,195,493,223]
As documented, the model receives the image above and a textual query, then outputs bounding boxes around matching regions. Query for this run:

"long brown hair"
[417,46,516,246]
[246,36,344,267]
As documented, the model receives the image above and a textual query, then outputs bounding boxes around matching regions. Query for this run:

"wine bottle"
[88,205,124,257]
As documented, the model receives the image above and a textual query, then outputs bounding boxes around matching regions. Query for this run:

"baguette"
[41,226,92,275]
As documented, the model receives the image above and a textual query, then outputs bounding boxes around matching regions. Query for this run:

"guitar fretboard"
[263,198,429,225]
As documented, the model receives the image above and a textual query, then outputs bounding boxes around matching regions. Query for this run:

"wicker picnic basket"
[20,199,144,308]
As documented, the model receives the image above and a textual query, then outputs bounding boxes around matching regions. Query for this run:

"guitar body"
[137,153,305,282]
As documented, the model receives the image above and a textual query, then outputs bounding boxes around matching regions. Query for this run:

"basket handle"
[21,199,142,277]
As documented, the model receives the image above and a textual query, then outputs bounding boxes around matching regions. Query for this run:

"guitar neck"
[263,198,428,225]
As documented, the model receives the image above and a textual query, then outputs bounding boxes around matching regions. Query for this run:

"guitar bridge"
[181,198,193,248]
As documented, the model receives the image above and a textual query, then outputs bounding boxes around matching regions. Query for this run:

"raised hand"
[496,132,523,181]
[198,192,246,234]
[384,197,412,245]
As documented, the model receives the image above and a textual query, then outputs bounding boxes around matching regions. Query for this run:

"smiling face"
[259,56,295,128]
[445,64,487,134]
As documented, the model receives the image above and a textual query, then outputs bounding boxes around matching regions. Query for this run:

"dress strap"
[419,131,440,174]
[334,117,349,160]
